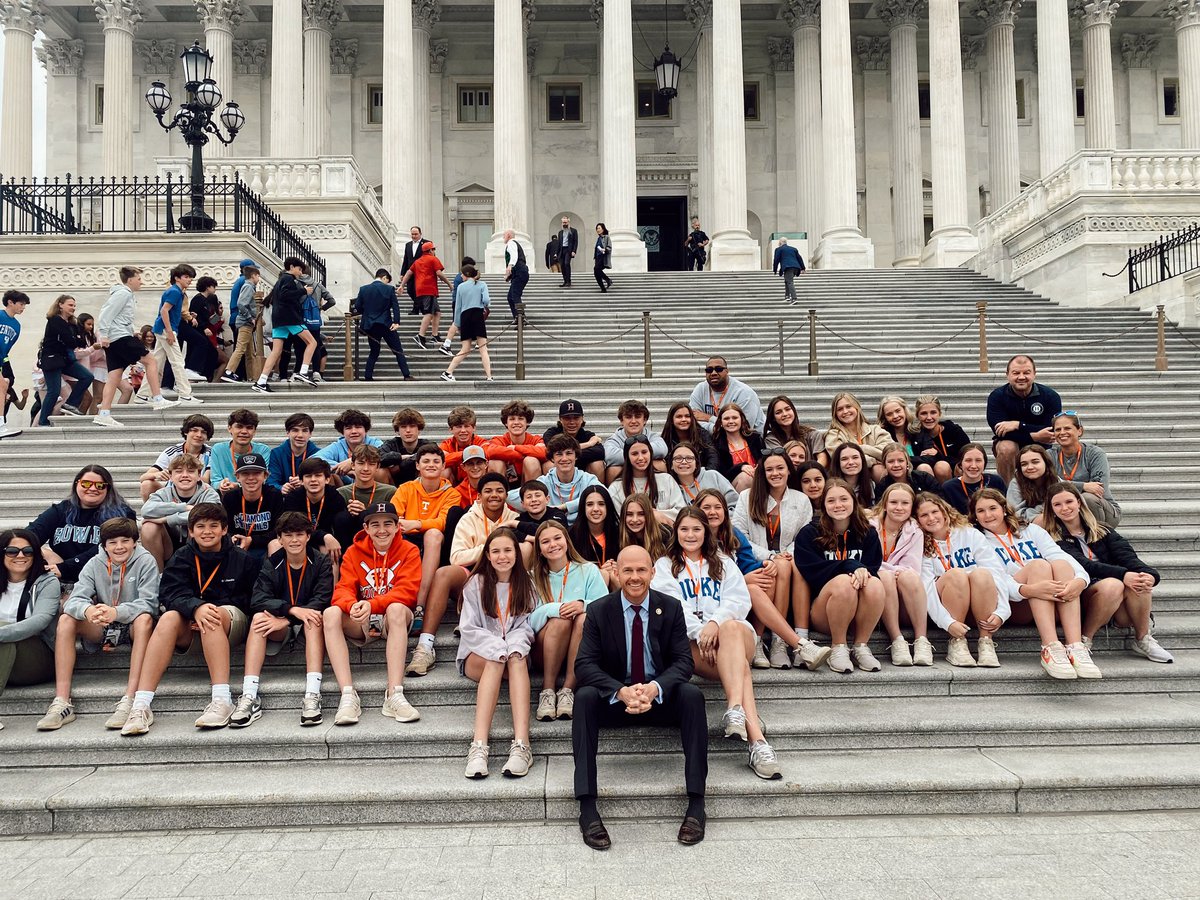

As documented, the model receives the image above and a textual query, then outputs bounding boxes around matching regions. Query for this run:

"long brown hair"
[967,487,1022,536]
[829,442,874,508]
[1014,444,1060,508]
[619,493,669,560]
[695,487,738,556]
[661,401,706,446]
[1042,482,1108,543]
[747,448,793,526]
[530,519,587,603]
[470,527,535,618]
[764,395,818,448]
[667,506,724,581]
[915,492,968,556]
[46,294,77,323]
[620,435,660,506]
[814,479,871,551]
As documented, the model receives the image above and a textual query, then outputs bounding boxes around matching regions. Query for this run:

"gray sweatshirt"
[62,544,160,624]
[0,572,61,648]
[688,376,766,433]
[454,576,533,667]
[141,481,221,527]
[603,427,669,467]
[96,283,136,341]
[1054,442,1120,515]
[234,281,260,329]
[1006,478,1042,524]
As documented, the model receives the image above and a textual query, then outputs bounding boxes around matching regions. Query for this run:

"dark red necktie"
[630,606,646,684]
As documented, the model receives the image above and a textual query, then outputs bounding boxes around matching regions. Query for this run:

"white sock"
[152,394,165,402]
[0,415,6,427]
[794,627,809,642]
[418,633,435,651]
[211,683,232,704]
[242,675,260,700]
[342,685,355,695]
[133,690,154,710]
[257,374,268,385]
[300,364,310,375]
[305,672,322,695]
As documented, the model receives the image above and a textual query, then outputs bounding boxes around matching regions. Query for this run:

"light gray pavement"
[3,810,1198,899]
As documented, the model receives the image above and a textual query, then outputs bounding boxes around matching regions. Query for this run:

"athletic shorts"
[416,295,440,315]
[178,605,249,654]
[346,605,413,648]
[81,620,135,654]
[266,621,302,657]
[272,324,307,340]
[459,308,487,342]
[105,335,150,372]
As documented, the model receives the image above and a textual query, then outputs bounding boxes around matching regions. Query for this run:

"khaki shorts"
[346,605,413,648]
[179,605,249,654]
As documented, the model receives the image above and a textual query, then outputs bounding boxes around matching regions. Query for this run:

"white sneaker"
[1132,634,1175,664]
[334,687,361,725]
[1067,642,1103,679]
[92,414,125,428]
[1040,641,1077,680]
[796,638,832,671]
[555,687,575,719]
[827,644,853,674]
[889,636,913,667]
[748,739,782,780]
[184,369,204,381]
[751,640,770,669]
[852,643,882,672]
[195,698,234,728]
[0,425,23,440]
[439,371,456,383]
[120,706,154,736]
[105,695,134,730]
[382,687,420,722]
[151,398,180,411]
[465,740,489,779]
[501,739,533,778]
[946,637,976,667]
[912,635,935,667]
[178,395,205,404]
[976,635,1000,668]
[768,634,791,669]
[536,688,557,721]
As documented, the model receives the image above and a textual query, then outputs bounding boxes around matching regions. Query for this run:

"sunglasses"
[78,479,109,490]
[3,546,35,558]
[762,448,789,459]
[704,366,727,374]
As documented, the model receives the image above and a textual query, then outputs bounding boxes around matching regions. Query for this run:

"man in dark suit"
[572,545,708,850]
[544,232,561,274]
[556,215,579,287]
[354,268,412,380]
[400,226,425,314]
[771,237,806,305]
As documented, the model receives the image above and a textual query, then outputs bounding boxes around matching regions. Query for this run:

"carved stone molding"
[93,0,144,32]
[878,0,926,29]
[526,37,538,75]
[1119,32,1158,67]
[302,0,342,31]
[412,0,439,31]
[193,0,243,30]
[136,38,177,74]
[961,33,985,69]
[588,0,602,28]
[429,38,448,73]
[0,0,45,33]
[330,37,358,74]
[1072,0,1119,27]
[684,0,711,28]
[1161,0,1200,30]
[855,35,890,71]
[779,0,819,30]
[36,38,84,76]
[521,0,535,31]
[767,35,794,72]
[233,38,268,75]
[972,0,1021,30]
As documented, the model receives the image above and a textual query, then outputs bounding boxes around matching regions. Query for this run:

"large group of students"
[0,351,1172,794]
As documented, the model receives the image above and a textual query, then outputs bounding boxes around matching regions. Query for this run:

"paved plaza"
[3,809,1196,899]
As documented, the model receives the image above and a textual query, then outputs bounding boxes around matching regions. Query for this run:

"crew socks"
[418,633,435,651]
[212,683,232,705]
[242,676,260,701]
[305,672,323,695]
[132,690,154,711]
[794,627,810,642]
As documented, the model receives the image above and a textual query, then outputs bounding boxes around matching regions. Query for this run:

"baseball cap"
[235,453,268,473]
[363,502,399,523]
[559,399,585,417]
[239,258,256,269]
[421,240,435,252]
[461,445,488,463]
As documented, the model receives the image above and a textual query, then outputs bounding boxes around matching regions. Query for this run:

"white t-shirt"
[0,580,26,625]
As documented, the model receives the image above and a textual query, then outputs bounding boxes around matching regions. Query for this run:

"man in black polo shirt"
[986,354,1063,482]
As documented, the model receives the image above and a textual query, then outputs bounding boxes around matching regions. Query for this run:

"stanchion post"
[342,313,354,382]
[807,309,818,376]
[642,310,653,378]
[1156,304,1169,371]
[977,301,989,373]
[515,303,526,381]
[777,319,785,375]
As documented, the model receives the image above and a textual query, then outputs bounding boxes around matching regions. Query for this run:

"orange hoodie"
[390,478,461,532]
[485,431,547,464]
[332,531,422,613]
[438,434,487,483]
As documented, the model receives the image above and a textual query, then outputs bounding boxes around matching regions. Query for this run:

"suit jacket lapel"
[647,595,664,669]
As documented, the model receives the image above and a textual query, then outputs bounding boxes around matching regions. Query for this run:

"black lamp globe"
[220,102,245,135]
[180,40,213,87]
[654,46,680,99]
[145,80,171,114]
[195,78,222,110]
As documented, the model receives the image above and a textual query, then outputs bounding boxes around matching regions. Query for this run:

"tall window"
[1164,77,1180,118]
[744,83,760,121]
[1015,78,1028,121]
[94,84,105,126]
[458,84,493,124]
[917,80,931,121]
[636,81,671,119]
[547,84,582,123]
[1075,77,1086,121]
[367,83,383,125]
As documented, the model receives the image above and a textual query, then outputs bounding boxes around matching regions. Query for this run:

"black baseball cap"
[236,453,268,473]
[363,502,399,523]
[559,399,585,417]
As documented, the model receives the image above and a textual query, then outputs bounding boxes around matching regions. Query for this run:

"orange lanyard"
[306,493,325,525]
[551,478,577,505]
[936,430,948,457]
[680,481,699,502]
[194,556,221,597]
[459,480,479,507]
[355,483,377,507]
[880,526,896,562]
[933,537,953,572]
[682,557,702,598]
[553,561,571,604]
[290,447,309,478]
[1058,448,1081,481]
[767,510,780,541]
[105,560,127,606]
[1082,541,1095,560]
[959,477,977,501]
[834,533,848,560]
[242,493,263,528]
[496,583,511,636]
[371,548,389,591]
[995,529,1021,563]
[709,386,728,414]
[286,557,308,606]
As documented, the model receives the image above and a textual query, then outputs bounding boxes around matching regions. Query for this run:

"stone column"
[815,0,873,268]
[95,0,143,178]
[879,0,924,266]
[382,0,414,235]
[598,0,647,270]
[329,38,357,155]
[1121,33,1158,147]
[36,39,85,174]
[922,0,979,265]
[136,40,177,162]
[1164,0,1200,147]
[233,38,268,155]
[707,0,760,269]
[485,0,533,271]
[1037,0,1076,172]
[856,37,894,264]
[0,0,45,179]
[974,0,1021,208]
[685,1,713,231]
[270,0,304,156]
[194,0,243,158]
[409,1,438,231]
[1074,0,1118,149]
[782,0,822,247]
[302,0,341,157]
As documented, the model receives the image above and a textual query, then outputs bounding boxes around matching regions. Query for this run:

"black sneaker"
[60,404,86,417]
[229,694,262,728]
[250,382,273,394]
[301,692,322,726]
[412,335,428,349]
[219,372,241,383]
[438,343,454,357]
[291,371,317,386]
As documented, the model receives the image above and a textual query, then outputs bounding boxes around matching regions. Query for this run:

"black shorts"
[459,308,488,341]
[416,295,440,315]
[105,335,149,372]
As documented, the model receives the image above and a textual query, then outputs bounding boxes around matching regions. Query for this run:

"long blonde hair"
[529,520,588,603]
[46,294,77,323]
[915,492,968,556]
[619,493,669,560]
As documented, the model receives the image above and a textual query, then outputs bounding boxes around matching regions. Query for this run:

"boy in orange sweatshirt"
[390,443,461,648]
[322,502,422,726]
[439,405,487,485]
[485,399,547,485]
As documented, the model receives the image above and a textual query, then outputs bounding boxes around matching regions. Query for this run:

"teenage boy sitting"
[231,512,334,728]
[508,434,599,524]
[267,412,322,493]
[439,405,487,485]
[121,503,258,735]
[222,453,285,561]
[542,399,606,479]
[315,408,383,483]
[380,407,427,486]
[512,482,568,545]
[485,399,547,485]
[390,443,461,673]
[442,444,488,564]
[210,408,271,492]
[336,444,396,546]
[138,413,215,500]
[141,453,222,570]
[323,502,422,725]
[602,399,669,483]
[411,473,522,676]
[37,518,160,731]
[282,456,347,565]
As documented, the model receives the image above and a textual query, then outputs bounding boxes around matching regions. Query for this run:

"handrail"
[1113,223,1200,294]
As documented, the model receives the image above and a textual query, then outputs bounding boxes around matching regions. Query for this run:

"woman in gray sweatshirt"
[1051,413,1120,527]
[0,529,61,723]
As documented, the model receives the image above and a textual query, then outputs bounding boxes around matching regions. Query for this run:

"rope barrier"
[816,318,977,356]
[987,317,1150,347]
[649,319,810,361]
[1167,322,1200,353]
[522,319,643,347]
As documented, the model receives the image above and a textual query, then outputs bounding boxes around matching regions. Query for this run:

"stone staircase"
[3,269,1200,834]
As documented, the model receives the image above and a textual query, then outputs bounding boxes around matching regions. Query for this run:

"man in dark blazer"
[771,237,806,305]
[400,226,425,314]
[544,232,561,274]
[354,268,412,380]
[572,545,708,850]
[556,215,579,287]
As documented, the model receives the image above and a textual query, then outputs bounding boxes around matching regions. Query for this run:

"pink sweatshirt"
[871,517,922,573]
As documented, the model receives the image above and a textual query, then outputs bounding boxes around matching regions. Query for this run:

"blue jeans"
[40,360,93,425]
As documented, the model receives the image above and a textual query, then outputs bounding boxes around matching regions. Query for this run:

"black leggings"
[593,262,611,288]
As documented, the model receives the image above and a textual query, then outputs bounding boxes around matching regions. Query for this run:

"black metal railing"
[0,171,326,284]
[1120,223,1200,294]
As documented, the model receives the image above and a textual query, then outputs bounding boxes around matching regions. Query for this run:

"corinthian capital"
[780,0,819,29]
[767,35,794,72]
[429,38,448,73]
[1072,0,1118,27]
[93,0,144,32]
[521,0,535,30]
[136,38,177,74]
[233,38,267,74]
[1119,32,1158,67]
[0,0,45,33]
[302,0,342,30]
[37,38,84,75]
[854,35,890,71]
[972,0,1021,29]
[878,0,926,29]
[413,0,439,30]
[193,0,243,30]
[588,0,602,27]
[331,37,357,73]
[1160,0,1200,29]
[684,0,711,28]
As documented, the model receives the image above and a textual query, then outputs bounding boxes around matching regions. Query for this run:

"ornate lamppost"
[145,41,245,232]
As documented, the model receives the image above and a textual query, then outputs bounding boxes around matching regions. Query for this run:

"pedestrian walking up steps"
[4,268,1200,834]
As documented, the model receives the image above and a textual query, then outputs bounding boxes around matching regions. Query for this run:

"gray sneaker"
[105,695,134,730]
[827,644,853,674]
[555,687,575,720]
[406,644,436,676]
[465,740,489,779]
[382,687,420,722]
[334,688,361,726]
[768,634,792,669]
[536,688,557,721]
[195,698,235,729]
[722,704,748,741]
[229,694,262,728]
[1132,634,1174,663]
[36,697,75,731]
[751,640,770,669]
[120,706,154,736]
[748,739,782,780]
[797,638,832,671]
[301,692,323,726]
[502,739,533,778]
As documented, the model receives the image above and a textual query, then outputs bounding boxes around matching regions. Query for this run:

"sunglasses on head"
[704,366,726,374]
[78,479,108,490]
[3,546,35,558]
[762,448,789,459]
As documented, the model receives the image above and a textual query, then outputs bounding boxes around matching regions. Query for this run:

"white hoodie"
[978,523,1089,603]
[921,526,1015,631]
[96,283,136,341]
[651,553,752,640]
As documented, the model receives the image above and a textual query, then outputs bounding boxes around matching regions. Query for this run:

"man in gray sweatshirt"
[93,265,178,427]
